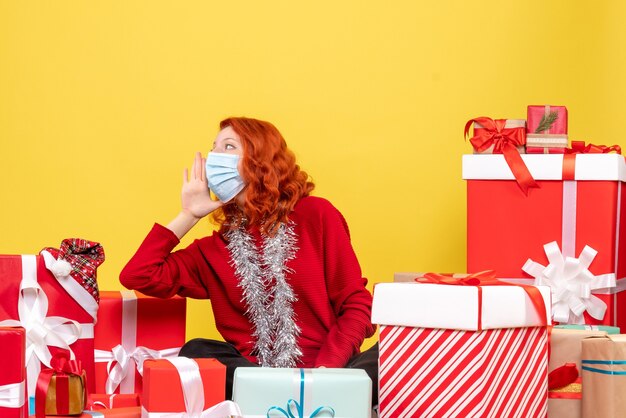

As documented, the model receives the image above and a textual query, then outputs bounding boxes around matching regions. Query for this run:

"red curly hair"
[211,117,315,234]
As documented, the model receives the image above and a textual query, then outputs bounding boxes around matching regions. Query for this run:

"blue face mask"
[205,152,245,202]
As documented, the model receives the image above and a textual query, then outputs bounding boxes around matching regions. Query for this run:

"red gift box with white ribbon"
[0,327,27,418]
[93,290,186,395]
[142,357,236,417]
[463,152,626,329]
[0,253,99,397]
[371,276,551,418]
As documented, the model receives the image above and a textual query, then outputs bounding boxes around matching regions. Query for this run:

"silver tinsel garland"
[225,222,302,367]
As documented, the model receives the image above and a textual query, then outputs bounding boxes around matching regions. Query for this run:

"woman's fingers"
[195,151,203,180]
[183,153,206,186]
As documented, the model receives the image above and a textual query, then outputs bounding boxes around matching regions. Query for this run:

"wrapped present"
[233,367,371,418]
[0,327,27,418]
[554,324,620,334]
[467,119,526,154]
[94,290,185,394]
[371,273,551,418]
[82,407,141,417]
[527,105,568,135]
[0,240,104,396]
[35,352,86,418]
[33,407,142,417]
[550,328,607,372]
[87,393,140,411]
[465,117,537,194]
[463,152,626,329]
[582,334,626,418]
[547,328,608,418]
[548,376,582,418]
[526,105,569,156]
[142,357,234,417]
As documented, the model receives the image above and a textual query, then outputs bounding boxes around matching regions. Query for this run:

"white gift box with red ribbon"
[372,281,550,418]
[464,153,626,329]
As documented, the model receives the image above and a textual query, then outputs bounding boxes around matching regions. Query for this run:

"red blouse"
[119,196,376,367]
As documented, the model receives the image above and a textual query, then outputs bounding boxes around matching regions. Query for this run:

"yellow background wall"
[2,2,625,345]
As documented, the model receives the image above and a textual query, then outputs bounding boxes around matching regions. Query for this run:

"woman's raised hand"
[181,152,223,219]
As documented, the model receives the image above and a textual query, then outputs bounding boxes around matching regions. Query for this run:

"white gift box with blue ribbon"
[233,367,371,418]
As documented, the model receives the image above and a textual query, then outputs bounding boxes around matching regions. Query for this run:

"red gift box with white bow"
[0,250,101,397]
[463,152,626,329]
[93,290,186,395]
[142,358,236,417]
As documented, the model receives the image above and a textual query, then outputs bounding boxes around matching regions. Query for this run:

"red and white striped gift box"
[372,281,551,418]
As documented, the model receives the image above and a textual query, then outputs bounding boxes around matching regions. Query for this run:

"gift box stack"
[372,272,551,417]
[372,106,626,417]
[462,106,626,417]
[0,240,215,418]
[463,107,625,330]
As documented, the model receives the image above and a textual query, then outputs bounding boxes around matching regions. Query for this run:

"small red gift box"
[527,105,568,153]
[0,327,27,418]
[84,407,141,417]
[371,276,550,417]
[87,393,140,410]
[31,406,141,418]
[0,253,99,397]
[468,118,526,154]
[465,117,538,194]
[142,358,228,416]
[35,352,86,418]
[93,291,186,394]
[527,105,568,135]
[464,153,626,329]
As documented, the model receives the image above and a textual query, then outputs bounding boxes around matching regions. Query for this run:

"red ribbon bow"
[35,351,86,418]
[418,270,496,286]
[566,140,622,155]
[465,117,538,195]
[561,141,623,180]
[417,270,548,331]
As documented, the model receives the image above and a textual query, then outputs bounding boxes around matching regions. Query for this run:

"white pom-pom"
[49,259,72,279]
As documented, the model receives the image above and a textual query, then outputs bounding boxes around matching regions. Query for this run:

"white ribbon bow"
[95,345,180,394]
[141,357,242,418]
[0,255,90,397]
[0,381,25,408]
[522,241,616,323]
